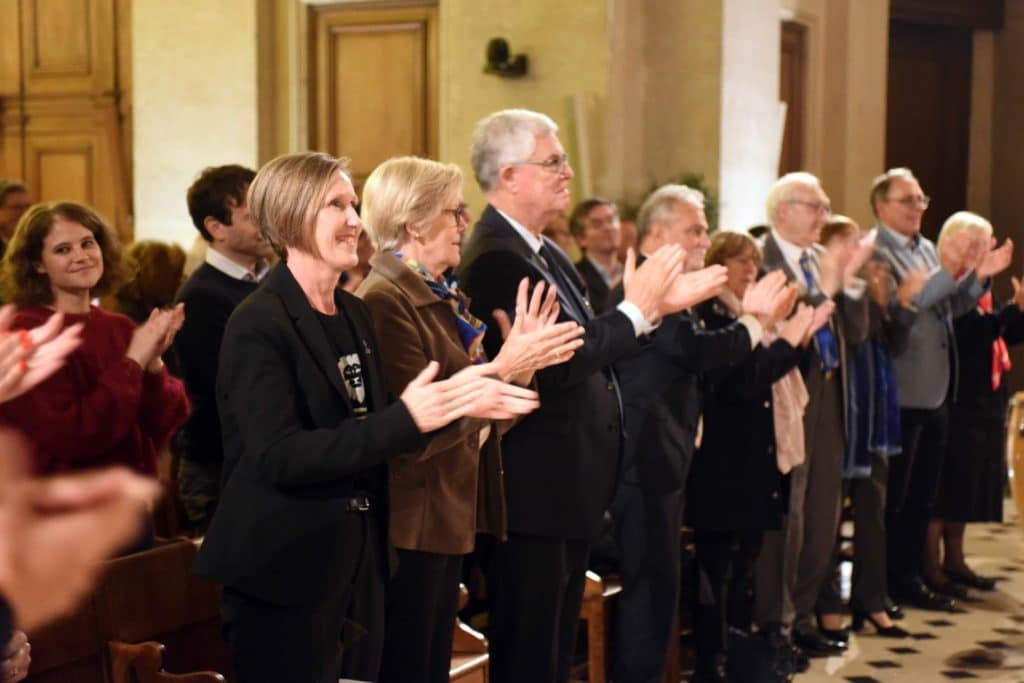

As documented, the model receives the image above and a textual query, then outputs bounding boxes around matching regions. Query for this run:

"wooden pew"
[94,539,232,681]
[26,538,232,683]
[450,584,488,683]
[108,641,223,683]
[578,570,622,683]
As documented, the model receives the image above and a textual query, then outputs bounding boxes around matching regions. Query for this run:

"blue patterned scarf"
[844,338,902,478]
[393,251,487,364]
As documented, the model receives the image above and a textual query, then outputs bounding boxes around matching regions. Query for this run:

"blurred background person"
[114,240,187,324]
[173,164,268,534]
[570,197,622,314]
[0,181,31,258]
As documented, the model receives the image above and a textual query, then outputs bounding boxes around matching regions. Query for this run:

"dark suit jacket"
[357,251,508,555]
[456,205,638,540]
[608,275,756,495]
[575,257,612,314]
[193,262,424,606]
[760,233,868,436]
[686,298,802,531]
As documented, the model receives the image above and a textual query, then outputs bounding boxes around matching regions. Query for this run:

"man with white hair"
[753,172,870,666]
[870,167,1011,612]
[457,109,725,683]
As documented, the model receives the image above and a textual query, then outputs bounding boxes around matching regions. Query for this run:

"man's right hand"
[621,246,684,324]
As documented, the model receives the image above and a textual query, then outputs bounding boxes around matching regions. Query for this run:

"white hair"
[470,109,558,193]
[636,184,705,242]
[764,171,821,226]
[938,210,993,251]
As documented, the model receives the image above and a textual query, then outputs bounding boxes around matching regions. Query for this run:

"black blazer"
[456,205,638,540]
[575,257,612,314]
[952,300,1024,420]
[614,304,755,495]
[685,298,802,531]
[193,263,423,606]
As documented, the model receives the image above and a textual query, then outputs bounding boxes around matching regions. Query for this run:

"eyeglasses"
[442,204,471,226]
[786,199,832,216]
[885,194,930,208]
[512,153,571,173]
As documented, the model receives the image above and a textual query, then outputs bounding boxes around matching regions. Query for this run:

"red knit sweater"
[0,305,190,476]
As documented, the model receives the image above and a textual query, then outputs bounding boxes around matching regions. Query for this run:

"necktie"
[539,244,592,322]
[799,251,840,373]
[538,242,624,429]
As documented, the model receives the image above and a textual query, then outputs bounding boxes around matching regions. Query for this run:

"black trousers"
[380,549,463,683]
[886,404,949,591]
[693,529,763,666]
[221,513,385,683]
[487,532,590,683]
[612,484,684,683]
[817,449,891,615]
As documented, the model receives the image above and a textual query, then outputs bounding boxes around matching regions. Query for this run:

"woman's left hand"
[491,279,584,384]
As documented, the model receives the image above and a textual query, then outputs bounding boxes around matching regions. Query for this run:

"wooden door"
[886,20,972,240]
[309,2,438,188]
[779,20,807,176]
[0,0,131,238]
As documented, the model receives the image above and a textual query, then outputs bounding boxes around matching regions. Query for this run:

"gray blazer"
[872,225,987,410]
[761,233,869,438]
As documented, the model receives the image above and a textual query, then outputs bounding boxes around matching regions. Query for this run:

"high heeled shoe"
[851,609,910,638]
[945,567,998,591]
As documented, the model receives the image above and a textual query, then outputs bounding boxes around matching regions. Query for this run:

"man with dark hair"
[570,197,622,314]
[0,181,31,257]
[173,164,272,532]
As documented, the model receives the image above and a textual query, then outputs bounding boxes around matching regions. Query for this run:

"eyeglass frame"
[785,199,832,216]
[884,194,931,209]
[441,204,471,227]
[510,153,571,174]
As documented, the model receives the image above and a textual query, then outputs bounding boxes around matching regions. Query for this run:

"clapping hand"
[0,429,161,632]
[622,246,684,324]
[0,306,83,404]
[661,265,728,313]
[492,279,584,385]
[741,271,789,323]
[125,304,185,373]
[976,237,1014,280]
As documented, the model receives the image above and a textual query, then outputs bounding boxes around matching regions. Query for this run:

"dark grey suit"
[871,225,987,591]
[752,233,868,633]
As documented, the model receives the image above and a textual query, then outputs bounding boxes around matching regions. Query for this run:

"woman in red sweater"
[0,201,189,477]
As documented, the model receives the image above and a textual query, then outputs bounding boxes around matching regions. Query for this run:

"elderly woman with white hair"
[928,211,1024,595]
[357,155,585,683]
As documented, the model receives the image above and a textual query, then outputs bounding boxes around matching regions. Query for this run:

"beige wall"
[779,0,888,229]
[718,0,780,230]
[133,0,260,247]
[438,0,611,214]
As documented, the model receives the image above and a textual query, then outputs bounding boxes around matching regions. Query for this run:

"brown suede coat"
[357,252,508,554]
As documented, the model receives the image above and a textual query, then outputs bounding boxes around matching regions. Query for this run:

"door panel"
[310,3,437,188]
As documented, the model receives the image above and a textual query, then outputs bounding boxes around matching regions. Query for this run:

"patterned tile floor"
[800,505,1024,682]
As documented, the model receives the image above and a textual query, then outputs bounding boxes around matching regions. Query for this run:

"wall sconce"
[484,38,528,78]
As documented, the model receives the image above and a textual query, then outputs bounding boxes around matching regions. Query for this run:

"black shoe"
[891,577,959,612]
[850,609,910,638]
[945,567,998,591]
[819,626,850,645]
[691,654,728,683]
[926,576,970,600]
[758,624,803,676]
[884,596,905,621]
[792,627,847,657]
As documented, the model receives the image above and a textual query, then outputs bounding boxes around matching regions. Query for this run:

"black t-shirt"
[315,308,373,419]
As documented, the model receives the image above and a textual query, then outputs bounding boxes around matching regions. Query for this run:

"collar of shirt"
[496,208,544,254]
[206,247,269,282]
[586,254,623,286]
[770,228,811,279]
[879,223,918,250]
